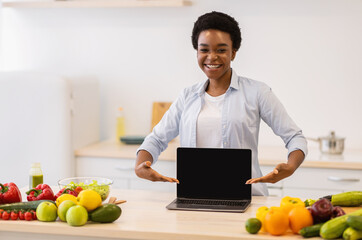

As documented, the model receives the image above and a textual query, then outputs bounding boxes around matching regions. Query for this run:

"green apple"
[58,200,77,222]
[36,201,58,222]
[66,205,88,226]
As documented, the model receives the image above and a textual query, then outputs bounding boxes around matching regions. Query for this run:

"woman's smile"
[205,64,222,69]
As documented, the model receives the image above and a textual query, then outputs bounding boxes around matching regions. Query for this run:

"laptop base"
[166,198,251,213]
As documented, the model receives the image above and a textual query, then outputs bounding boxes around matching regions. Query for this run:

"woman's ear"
[231,49,237,61]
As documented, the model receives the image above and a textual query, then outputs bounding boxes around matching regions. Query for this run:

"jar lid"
[31,162,41,168]
[320,131,344,141]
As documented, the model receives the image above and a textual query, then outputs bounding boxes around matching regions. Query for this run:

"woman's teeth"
[206,64,221,69]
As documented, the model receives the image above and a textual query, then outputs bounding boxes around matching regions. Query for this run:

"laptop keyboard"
[176,199,248,207]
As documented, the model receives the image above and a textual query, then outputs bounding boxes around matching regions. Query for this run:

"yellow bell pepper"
[280,196,305,214]
[256,206,269,232]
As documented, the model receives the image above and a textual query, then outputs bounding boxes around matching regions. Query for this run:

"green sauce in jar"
[29,163,43,189]
[30,175,43,188]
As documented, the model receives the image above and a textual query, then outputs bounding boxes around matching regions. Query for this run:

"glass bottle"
[116,107,125,141]
[29,162,43,189]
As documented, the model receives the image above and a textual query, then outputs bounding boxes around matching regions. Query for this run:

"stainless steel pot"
[308,131,345,154]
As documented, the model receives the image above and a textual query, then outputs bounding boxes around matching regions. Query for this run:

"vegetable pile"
[0,181,123,227]
[245,191,362,239]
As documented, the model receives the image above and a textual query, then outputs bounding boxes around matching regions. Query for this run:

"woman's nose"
[207,52,218,60]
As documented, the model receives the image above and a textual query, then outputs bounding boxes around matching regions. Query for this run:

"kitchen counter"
[1,188,359,240]
[75,140,362,170]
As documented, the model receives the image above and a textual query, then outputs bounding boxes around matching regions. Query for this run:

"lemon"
[77,189,102,211]
[245,218,262,234]
[56,194,78,207]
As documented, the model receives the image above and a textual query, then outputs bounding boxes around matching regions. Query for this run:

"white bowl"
[58,177,113,201]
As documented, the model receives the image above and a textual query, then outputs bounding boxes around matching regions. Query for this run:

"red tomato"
[0,209,4,218]
[74,186,83,194]
[2,211,10,220]
[30,210,37,220]
[24,212,32,221]
[10,211,19,220]
[18,211,25,220]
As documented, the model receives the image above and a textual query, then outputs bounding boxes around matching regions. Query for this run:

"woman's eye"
[199,48,209,53]
[217,49,227,53]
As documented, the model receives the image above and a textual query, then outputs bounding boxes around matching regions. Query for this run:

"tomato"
[10,211,19,220]
[2,211,10,220]
[30,210,37,220]
[18,210,25,220]
[24,211,33,221]
[0,209,4,218]
[74,186,83,195]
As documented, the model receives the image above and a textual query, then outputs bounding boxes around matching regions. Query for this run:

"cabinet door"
[284,168,362,191]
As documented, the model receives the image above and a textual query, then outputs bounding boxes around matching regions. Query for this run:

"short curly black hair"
[192,11,242,51]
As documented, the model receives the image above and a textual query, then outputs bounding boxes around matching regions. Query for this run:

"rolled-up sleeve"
[258,84,308,158]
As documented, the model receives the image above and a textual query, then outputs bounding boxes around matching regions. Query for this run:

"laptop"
[166,147,252,213]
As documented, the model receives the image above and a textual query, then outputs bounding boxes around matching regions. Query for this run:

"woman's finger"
[246,177,262,184]
[144,161,152,168]
[161,175,179,183]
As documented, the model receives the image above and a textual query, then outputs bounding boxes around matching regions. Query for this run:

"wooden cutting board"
[151,102,172,131]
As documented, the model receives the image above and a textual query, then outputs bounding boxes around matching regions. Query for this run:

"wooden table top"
[1,188,360,240]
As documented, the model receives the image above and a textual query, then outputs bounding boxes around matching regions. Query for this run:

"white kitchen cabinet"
[282,167,362,199]
[261,166,362,199]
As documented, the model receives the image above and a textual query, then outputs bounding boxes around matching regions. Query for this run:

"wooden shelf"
[1,0,190,8]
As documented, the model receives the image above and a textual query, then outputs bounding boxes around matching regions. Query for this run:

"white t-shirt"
[196,92,225,148]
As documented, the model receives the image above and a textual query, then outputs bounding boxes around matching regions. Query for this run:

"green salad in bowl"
[58,177,113,201]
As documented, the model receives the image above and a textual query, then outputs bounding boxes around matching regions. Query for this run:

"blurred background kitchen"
[0,0,361,198]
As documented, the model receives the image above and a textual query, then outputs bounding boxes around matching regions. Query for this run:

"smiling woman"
[134,11,307,196]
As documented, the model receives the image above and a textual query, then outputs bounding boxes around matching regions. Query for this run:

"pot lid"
[320,131,345,141]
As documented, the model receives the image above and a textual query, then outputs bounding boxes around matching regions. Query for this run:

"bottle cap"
[31,162,41,168]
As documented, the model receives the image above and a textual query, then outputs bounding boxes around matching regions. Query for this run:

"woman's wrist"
[287,149,305,171]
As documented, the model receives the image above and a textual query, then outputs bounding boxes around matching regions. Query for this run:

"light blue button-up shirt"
[138,69,308,196]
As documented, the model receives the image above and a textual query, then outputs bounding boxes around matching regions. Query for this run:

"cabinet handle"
[328,176,360,182]
[115,165,134,171]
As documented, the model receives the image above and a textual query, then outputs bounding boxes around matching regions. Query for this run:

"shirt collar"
[196,69,239,96]
[229,69,240,90]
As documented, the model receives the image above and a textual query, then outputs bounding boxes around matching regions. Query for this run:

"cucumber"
[320,208,362,239]
[89,203,122,223]
[331,191,362,207]
[347,215,362,231]
[342,227,362,240]
[299,223,324,238]
[0,200,56,211]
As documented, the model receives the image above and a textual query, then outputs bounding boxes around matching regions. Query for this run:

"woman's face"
[197,29,236,82]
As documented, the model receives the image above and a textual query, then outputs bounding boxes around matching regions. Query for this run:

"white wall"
[1,0,362,149]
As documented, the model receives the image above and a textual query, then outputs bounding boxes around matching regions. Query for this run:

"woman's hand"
[245,162,295,184]
[246,149,305,184]
[135,161,179,183]
[135,150,179,183]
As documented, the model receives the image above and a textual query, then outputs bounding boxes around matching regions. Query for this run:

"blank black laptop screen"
[177,148,251,200]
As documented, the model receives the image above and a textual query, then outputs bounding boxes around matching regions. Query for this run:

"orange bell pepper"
[280,196,304,214]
